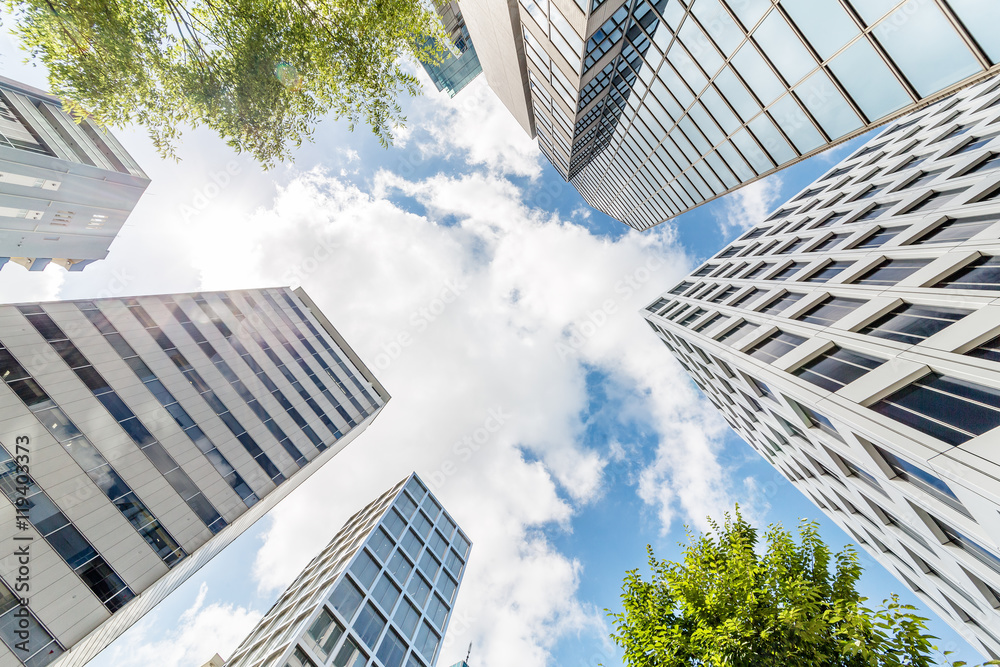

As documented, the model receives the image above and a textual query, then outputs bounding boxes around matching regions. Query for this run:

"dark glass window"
[934,521,1000,576]
[935,255,1000,291]
[376,629,407,667]
[354,602,386,649]
[778,237,811,254]
[954,133,999,154]
[709,286,739,303]
[814,211,846,227]
[872,443,970,516]
[811,233,850,252]
[900,168,947,191]
[793,346,885,392]
[0,348,28,382]
[967,332,1000,363]
[729,288,761,308]
[693,313,726,333]
[679,308,707,327]
[854,226,907,249]
[669,281,694,295]
[771,262,808,280]
[852,258,930,286]
[22,312,66,341]
[804,261,853,283]
[871,373,1000,446]
[746,331,807,364]
[758,292,804,315]
[742,263,773,280]
[716,321,759,346]
[914,214,996,245]
[967,152,1000,175]
[50,339,87,368]
[372,573,401,613]
[906,188,968,213]
[330,578,364,622]
[859,303,970,345]
[797,404,843,442]
[855,201,900,222]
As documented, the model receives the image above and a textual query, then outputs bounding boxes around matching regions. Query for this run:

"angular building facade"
[643,74,1000,657]
[0,287,389,667]
[459,0,1000,230]
[421,2,483,98]
[0,76,150,272]
[224,473,471,667]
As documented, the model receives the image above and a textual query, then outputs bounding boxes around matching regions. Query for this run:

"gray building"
[0,76,149,272]
[460,0,1000,230]
[0,287,388,667]
[421,2,483,98]
[224,473,470,667]
[644,74,1000,657]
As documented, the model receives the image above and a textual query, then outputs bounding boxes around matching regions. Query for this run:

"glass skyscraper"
[421,1,483,98]
[644,74,1000,658]
[0,287,388,667]
[0,75,149,271]
[460,0,1000,229]
[224,473,470,667]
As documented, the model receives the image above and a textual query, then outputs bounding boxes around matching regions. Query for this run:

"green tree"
[609,508,998,667]
[4,0,450,167]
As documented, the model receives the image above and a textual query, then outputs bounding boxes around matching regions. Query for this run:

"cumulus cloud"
[714,174,784,237]
[156,163,746,664]
[95,583,262,667]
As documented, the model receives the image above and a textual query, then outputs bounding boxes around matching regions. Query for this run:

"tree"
[609,508,998,667]
[3,0,450,167]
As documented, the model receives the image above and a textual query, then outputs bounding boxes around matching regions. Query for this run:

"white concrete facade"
[0,287,388,667]
[0,76,149,272]
[224,473,471,667]
[644,74,1000,658]
[460,0,1000,230]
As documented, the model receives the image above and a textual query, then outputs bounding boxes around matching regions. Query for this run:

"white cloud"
[96,583,262,667]
[714,174,784,237]
[162,164,748,665]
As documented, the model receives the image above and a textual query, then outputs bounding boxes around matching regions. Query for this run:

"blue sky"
[0,29,985,667]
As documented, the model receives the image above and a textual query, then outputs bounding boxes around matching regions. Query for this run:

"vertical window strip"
[192,295,329,456]
[278,290,380,410]
[243,293,355,431]
[122,301,286,485]
[1,332,189,567]
[20,308,226,536]
[75,302,259,508]
[160,298,310,468]
[263,290,368,418]
[0,398,137,612]
[208,294,340,448]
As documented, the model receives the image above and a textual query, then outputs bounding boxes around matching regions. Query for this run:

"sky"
[0,28,986,667]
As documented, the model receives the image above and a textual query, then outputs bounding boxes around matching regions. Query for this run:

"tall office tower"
[459,0,1000,230]
[0,287,389,667]
[642,74,1000,658]
[421,2,483,98]
[225,473,471,667]
[0,76,150,272]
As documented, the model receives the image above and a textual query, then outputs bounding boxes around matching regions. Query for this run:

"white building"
[644,73,1000,658]
[0,75,149,272]
[0,287,389,667]
[224,473,471,667]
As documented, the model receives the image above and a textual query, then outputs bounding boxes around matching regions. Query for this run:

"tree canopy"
[609,508,998,667]
[4,0,450,167]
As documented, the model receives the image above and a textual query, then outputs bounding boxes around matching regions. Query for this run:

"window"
[811,233,851,252]
[332,637,366,667]
[934,521,1000,576]
[709,286,739,303]
[854,226,907,249]
[871,373,1000,446]
[804,261,853,283]
[395,492,417,519]
[372,573,401,613]
[387,550,413,584]
[854,200,899,222]
[427,593,449,630]
[968,332,1000,363]
[400,529,422,559]
[758,292,804,315]
[967,152,1000,175]
[354,602,386,649]
[797,403,843,442]
[330,579,364,622]
[285,647,316,667]
[905,188,968,213]
[793,346,884,392]
[729,288,761,308]
[915,214,997,244]
[954,132,999,154]
[369,528,394,562]
[305,609,344,659]
[670,281,695,295]
[852,258,930,286]
[859,303,970,345]
[694,313,727,333]
[872,443,970,516]
[407,574,431,607]
[415,622,440,660]
[771,262,808,280]
[394,597,420,638]
[749,377,776,401]
[935,255,1000,291]
[899,168,947,191]
[742,263,773,280]
[716,321,759,346]
[679,308,707,327]
[778,237,811,254]
[841,457,885,494]
[376,629,408,667]
[746,331,807,364]
[350,550,380,589]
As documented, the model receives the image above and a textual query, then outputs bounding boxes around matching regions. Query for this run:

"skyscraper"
[459,0,1000,230]
[421,2,484,98]
[0,287,388,667]
[0,76,149,272]
[224,473,471,667]
[643,73,1000,657]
